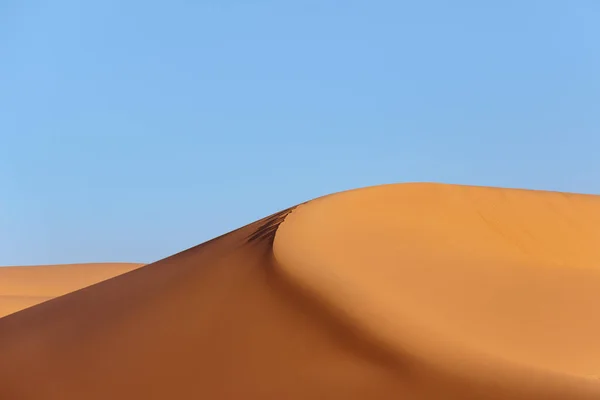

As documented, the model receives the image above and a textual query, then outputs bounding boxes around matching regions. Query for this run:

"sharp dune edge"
[0,263,144,318]
[1,183,600,399]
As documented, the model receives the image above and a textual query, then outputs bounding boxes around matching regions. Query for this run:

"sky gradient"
[1,1,599,265]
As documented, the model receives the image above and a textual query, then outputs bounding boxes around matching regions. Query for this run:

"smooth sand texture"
[0,263,143,317]
[1,183,599,399]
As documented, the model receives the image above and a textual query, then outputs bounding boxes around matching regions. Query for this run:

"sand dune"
[1,183,599,399]
[0,263,143,317]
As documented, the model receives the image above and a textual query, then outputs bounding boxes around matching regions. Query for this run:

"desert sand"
[1,183,599,399]
[0,263,143,317]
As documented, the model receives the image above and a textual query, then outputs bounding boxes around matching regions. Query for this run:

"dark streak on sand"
[154,204,304,265]
[247,206,298,246]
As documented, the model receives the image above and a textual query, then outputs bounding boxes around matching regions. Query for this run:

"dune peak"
[1,183,599,399]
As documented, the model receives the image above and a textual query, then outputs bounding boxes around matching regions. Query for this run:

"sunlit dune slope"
[1,183,599,399]
[0,263,143,317]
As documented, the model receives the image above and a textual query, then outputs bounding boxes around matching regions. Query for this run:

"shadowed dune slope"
[0,263,143,317]
[1,183,600,399]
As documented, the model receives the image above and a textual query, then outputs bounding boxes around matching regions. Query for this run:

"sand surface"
[0,263,143,317]
[1,183,599,399]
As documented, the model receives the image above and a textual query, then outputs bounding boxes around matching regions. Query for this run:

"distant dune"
[1,183,599,399]
[0,263,143,317]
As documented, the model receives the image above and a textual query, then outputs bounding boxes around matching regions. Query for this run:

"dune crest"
[1,183,599,399]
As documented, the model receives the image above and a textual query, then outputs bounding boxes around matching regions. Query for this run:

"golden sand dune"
[1,183,599,399]
[0,263,143,317]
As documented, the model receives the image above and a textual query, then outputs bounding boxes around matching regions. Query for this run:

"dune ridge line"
[1,183,599,399]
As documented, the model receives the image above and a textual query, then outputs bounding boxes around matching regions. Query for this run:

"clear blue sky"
[1,1,599,265]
